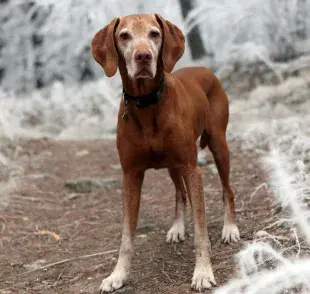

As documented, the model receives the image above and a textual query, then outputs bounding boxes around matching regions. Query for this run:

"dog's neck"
[118,61,166,133]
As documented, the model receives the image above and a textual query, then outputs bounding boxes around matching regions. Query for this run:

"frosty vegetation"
[1,0,310,293]
[216,82,310,292]
[0,0,310,138]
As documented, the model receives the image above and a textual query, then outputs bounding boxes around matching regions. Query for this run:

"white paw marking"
[191,265,216,291]
[99,269,127,293]
[166,220,185,243]
[222,223,240,243]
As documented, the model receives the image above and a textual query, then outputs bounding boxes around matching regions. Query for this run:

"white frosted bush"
[0,77,121,139]
[216,76,310,294]
[1,0,310,92]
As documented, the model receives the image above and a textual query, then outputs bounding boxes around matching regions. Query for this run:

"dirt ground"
[0,138,282,294]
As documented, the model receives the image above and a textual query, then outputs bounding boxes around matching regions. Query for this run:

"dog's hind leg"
[205,76,240,243]
[183,164,216,291]
[208,132,240,243]
[166,168,187,243]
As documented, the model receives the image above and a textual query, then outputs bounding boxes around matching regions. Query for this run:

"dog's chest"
[146,143,173,169]
[122,106,188,169]
[149,146,165,166]
[142,127,184,169]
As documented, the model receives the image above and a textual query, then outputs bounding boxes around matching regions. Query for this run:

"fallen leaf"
[37,230,60,241]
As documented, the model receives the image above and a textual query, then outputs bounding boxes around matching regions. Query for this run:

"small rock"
[2,290,13,294]
[137,234,147,239]
[41,150,53,157]
[115,286,135,294]
[27,173,52,179]
[65,178,119,193]
[10,262,23,267]
[208,163,217,175]
[197,151,207,166]
[65,193,81,201]
[0,152,8,166]
[76,150,90,158]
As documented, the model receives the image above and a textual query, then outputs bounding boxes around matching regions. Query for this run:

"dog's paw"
[166,221,185,243]
[99,270,127,293]
[222,223,240,244]
[191,265,216,291]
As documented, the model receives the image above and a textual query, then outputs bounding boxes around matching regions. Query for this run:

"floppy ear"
[91,18,119,77]
[155,14,185,73]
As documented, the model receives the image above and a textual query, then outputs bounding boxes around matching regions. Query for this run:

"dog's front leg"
[183,165,216,291]
[100,170,144,293]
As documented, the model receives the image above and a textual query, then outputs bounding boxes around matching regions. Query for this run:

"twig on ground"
[254,240,307,270]
[254,230,289,246]
[236,199,245,212]
[235,207,271,213]
[162,262,173,283]
[250,182,268,200]
[262,218,291,230]
[291,228,301,257]
[0,223,5,233]
[162,269,173,283]
[11,195,55,203]
[3,249,118,280]
[52,264,70,287]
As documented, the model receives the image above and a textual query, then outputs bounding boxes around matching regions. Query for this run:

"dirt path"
[0,139,275,294]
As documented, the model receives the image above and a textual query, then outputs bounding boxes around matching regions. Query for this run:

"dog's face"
[92,14,185,79]
[115,14,162,79]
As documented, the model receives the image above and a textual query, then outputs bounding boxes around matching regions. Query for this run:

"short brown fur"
[92,13,240,293]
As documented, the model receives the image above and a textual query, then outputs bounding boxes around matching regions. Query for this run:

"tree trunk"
[178,0,208,60]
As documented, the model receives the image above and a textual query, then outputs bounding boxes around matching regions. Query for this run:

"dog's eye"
[119,32,131,40]
[149,30,160,38]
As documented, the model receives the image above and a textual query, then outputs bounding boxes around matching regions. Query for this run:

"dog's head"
[92,14,185,79]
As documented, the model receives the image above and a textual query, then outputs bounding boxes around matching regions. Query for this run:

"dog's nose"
[134,50,152,62]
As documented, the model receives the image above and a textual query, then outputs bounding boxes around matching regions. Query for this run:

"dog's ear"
[91,18,120,77]
[155,14,185,73]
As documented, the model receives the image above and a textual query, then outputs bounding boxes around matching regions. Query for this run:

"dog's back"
[172,67,229,147]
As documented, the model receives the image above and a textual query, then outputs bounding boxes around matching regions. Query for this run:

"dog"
[92,13,240,293]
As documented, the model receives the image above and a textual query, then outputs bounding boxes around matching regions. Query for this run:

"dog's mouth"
[134,66,154,79]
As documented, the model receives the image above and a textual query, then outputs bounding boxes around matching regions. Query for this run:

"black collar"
[123,77,165,109]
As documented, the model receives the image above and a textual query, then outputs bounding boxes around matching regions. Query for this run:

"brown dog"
[92,14,240,293]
